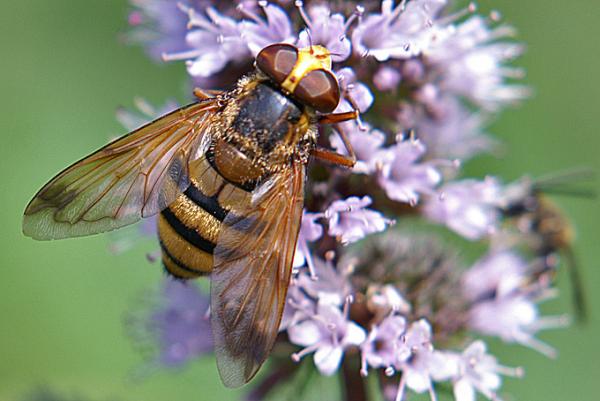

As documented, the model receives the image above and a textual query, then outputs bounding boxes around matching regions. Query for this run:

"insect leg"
[315,99,363,167]
[193,88,222,100]
[318,110,359,125]
[311,147,355,168]
[311,124,356,168]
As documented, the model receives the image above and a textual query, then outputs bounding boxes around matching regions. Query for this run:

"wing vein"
[23,100,220,240]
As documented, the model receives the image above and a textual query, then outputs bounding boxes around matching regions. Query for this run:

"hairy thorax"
[209,74,318,185]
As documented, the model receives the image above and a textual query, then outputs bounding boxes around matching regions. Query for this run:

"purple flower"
[126,0,209,61]
[392,320,455,401]
[465,252,569,357]
[414,97,497,160]
[330,122,386,175]
[119,1,577,398]
[452,341,523,401]
[296,2,353,62]
[324,196,392,245]
[365,284,412,321]
[130,279,213,368]
[281,256,354,331]
[238,2,295,55]
[352,0,446,60]
[377,139,442,206]
[373,65,402,92]
[360,314,407,375]
[423,177,501,240]
[164,5,248,77]
[293,211,324,277]
[295,256,354,307]
[288,300,366,376]
[335,67,374,114]
[425,15,529,111]
[468,290,569,358]
[279,280,314,332]
[462,251,528,302]
[164,3,293,78]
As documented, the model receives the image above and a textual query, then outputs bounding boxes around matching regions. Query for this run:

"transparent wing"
[23,100,219,240]
[211,162,305,387]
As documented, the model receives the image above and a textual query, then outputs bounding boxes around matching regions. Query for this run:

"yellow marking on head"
[281,45,332,93]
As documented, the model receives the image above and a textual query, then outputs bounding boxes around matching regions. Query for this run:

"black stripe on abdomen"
[184,181,228,221]
[160,207,216,254]
[158,238,209,277]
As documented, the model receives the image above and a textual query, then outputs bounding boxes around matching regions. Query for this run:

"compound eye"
[256,43,298,86]
[294,69,340,113]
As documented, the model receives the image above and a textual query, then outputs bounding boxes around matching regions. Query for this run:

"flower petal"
[454,378,476,401]
[288,320,322,347]
[344,321,367,346]
[314,345,344,376]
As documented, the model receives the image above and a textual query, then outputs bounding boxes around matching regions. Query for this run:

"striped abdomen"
[158,150,257,279]
[159,80,307,280]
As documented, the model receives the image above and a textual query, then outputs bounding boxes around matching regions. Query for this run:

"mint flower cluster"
[120,1,579,400]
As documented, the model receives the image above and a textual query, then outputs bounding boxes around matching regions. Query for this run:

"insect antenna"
[295,1,315,53]
[306,29,315,54]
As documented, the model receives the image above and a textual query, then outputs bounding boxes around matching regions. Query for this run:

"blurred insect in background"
[499,169,595,322]
[22,43,361,387]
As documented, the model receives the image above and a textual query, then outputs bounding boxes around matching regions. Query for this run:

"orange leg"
[311,124,357,168]
[312,108,362,168]
[193,88,222,100]
[312,147,355,168]
[318,110,359,125]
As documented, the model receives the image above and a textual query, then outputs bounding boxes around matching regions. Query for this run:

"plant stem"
[341,354,368,401]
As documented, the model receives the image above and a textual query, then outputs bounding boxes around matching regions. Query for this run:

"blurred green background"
[0,1,598,400]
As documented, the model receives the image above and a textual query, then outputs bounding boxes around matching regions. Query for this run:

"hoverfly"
[499,170,595,321]
[23,43,360,387]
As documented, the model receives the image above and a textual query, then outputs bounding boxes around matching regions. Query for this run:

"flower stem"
[341,354,369,401]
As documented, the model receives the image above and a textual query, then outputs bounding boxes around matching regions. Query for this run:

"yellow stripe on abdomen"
[161,248,203,280]
[158,147,261,280]
[158,211,215,278]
